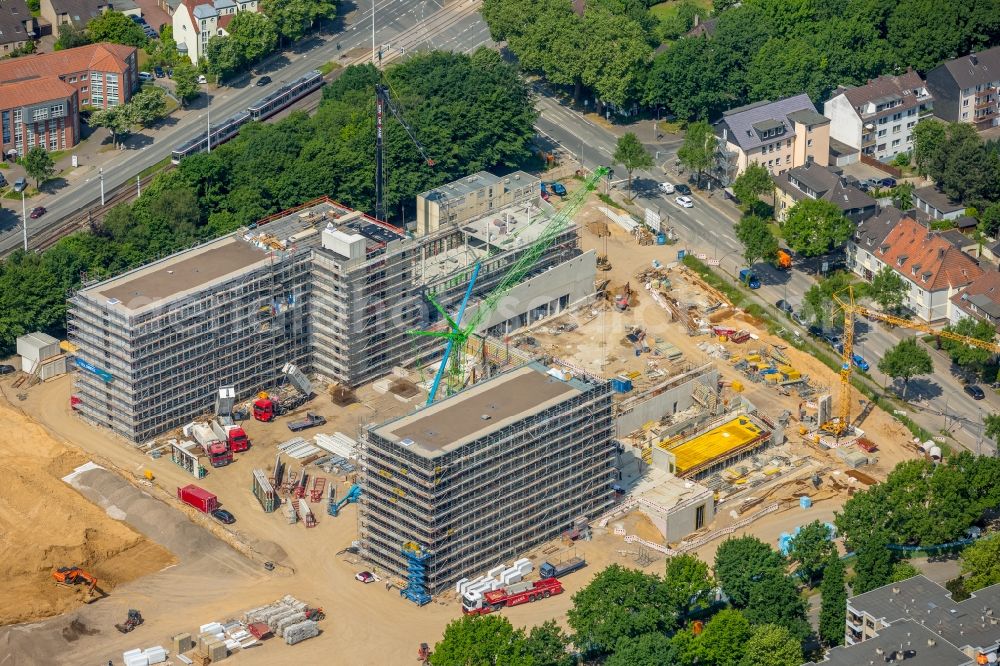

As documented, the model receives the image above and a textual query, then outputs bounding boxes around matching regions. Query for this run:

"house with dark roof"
[173,0,257,64]
[713,94,830,186]
[40,0,139,30]
[0,0,37,53]
[0,42,137,158]
[913,185,966,221]
[868,217,982,321]
[684,15,716,38]
[774,162,876,224]
[951,270,1000,331]
[823,69,934,162]
[926,46,1000,129]
[805,618,975,666]
[847,206,905,281]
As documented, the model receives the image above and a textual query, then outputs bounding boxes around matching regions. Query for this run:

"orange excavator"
[52,567,101,601]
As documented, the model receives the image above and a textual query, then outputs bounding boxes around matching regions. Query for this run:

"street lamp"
[15,179,27,251]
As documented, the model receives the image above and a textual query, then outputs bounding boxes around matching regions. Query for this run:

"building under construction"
[69,173,595,442]
[359,362,615,594]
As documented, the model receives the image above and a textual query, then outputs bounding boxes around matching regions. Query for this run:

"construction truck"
[115,609,144,633]
[253,363,314,422]
[189,423,233,468]
[288,412,326,432]
[52,567,100,601]
[461,578,564,615]
[328,483,362,517]
[539,556,586,579]
[211,419,250,452]
[773,249,792,270]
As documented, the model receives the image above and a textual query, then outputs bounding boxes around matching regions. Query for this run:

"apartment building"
[69,175,596,442]
[773,162,876,224]
[823,70,933,162]
[41,0,140,29]
[414,170,539,237]
[951,270,1000,331]
[927,46,1000,128]
[173,0,258,64]
[0,0,37,54]
[0,43,136,158]
[847,206,906,281]
[836,575,1000,662]
[805,618,977,666]
[360,362,615,594]
[713,94,830,185]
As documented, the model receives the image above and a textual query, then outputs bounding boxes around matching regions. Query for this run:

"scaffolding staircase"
[400,542,432,607]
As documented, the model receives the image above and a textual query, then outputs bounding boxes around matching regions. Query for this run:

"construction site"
[0,167,929,665]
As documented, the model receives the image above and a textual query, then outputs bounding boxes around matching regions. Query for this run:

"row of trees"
[0,51,537,356]
[912,119,1000,218]
[484,0,1000,120]
[55,11,151,51]
[89,87,169,147]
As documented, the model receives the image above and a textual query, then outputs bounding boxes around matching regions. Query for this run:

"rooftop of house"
[47,0,112,23]
[0,75,77,108]
[849,575,1000,654]
[805,619,972,666]
[914,186,965,214]
[684,16,717,37]
[952,269,1000,322]
[836,69,930,115]
[775,163,875,212]
[0,42,133,83]
[715,94,826,152]
[876,217,983,293]
[418,171,537,205]
[371,362,596,458]
[938,228,973,249]
[931,45,1000,90]
[854,206,906,249]
[0,0,34,45]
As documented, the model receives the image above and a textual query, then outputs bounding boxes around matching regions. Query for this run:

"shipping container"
[177,484,218,513]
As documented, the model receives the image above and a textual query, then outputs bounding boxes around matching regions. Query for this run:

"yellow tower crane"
[822,286,1000,436]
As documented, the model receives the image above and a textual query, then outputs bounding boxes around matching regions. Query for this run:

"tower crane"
[410,166,611,404]
[375,82,434,222]
[823,286,1000,436]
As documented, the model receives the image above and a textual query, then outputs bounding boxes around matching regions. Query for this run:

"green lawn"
[650,0,712,21]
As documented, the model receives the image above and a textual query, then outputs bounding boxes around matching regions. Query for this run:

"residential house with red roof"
[867,216,982,322]
[0,42,137,158]
[950,270,1000,332]
[173,0,258,65]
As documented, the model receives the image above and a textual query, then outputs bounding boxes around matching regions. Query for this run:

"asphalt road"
[532,91,995,454]
[1,0,489,255]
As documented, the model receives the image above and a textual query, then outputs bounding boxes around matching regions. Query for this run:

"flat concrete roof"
[806,619,970,666]
[374,363,587,457]
[92,236,268,311]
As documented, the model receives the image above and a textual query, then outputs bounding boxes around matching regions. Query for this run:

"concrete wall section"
[615,367,719,437]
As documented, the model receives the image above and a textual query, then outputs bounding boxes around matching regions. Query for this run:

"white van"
[138,71,154,82]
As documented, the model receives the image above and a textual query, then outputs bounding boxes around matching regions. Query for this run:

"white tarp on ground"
[599,206,638,232]
[314,432,357,459]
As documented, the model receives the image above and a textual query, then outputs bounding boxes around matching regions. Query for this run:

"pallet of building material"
[314,432,358,459]
[267,609,302,633]
[285,620,319,645]
[278,437,307,452]
[300,500,317,528]
[285,501,298,524]
[252,469,278,513]
[275,612,307,638]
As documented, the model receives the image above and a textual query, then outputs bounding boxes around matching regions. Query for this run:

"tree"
[877,337,933,398]
[912,118,947,178]
[740,624,803,666]
[890,561,921,583]
[980,202,1000,238]
[788,520,834,587]
[55,22,92,51]
[522,620,573,666]
[868,265,907,312]
[612,132,652,200]
[731,162,774,213]
[714,536,785,608]
[743,569,811,641]
[645,37,730,121]
[887,0,966,73]
[22,146,56,189]
[129,87,168,127]
[734,214,779,269]
[227,11,278,64]
[892,181,914,209]
[205,35,245,81]
[173,61,200,107]
[852,533,895,595]
[782,199,853,257]
[579,9,653,110]
[677,120,714,188]
[663,553,714,623]
[960,535,1000,593]
[89,100,134,148]
[262,0,335,43]
[567,564,674,655]
[606,632,677,666]
[819,554,847,647]
[87,10,149,48]
[940,317,996,376]
[746,37,830,103]
[693,608,752,666]
[428,614,530,666]
[801,270,853,328]
[985,413,1000,444]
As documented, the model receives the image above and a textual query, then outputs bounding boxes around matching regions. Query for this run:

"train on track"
[171,69,325,164]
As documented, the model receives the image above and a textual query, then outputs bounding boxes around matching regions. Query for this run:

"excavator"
[52,566,101,602]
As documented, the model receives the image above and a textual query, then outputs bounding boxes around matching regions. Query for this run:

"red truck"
[461,578,564,615]
[177,484,219,513]
[211,419,250,452]
[190,423,233,468]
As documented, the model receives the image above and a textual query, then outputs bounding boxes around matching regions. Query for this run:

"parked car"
[210,508,235,524]
[675,183,692,195]
[129,14,144,22]
[0,173,6,187]
[852,354,870,371]
[658,182,675,194]
[0,364,14,374]
[880,177,897,188]
[154,66,165,78]
[145,28,158,39]
[355,571,377,583]
[792,311,808,326]
[13,177,27,192]
[29,206,46,219]
[166,67,173,78]
[139,71,154,82]
[965,384,986,400]
[198,74,207,84]
[775,299,793,314]
[675,195,694,208]
[826,334,843,350]
[256,75,272,86]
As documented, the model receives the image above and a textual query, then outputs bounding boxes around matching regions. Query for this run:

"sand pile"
[0,401,174,625]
